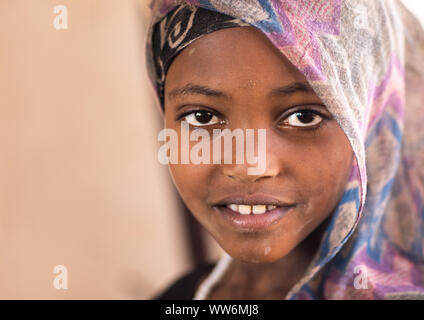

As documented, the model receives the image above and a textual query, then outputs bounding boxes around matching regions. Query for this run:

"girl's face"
[163,27,354,263]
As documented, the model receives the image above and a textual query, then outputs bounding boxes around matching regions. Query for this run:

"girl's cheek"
[169,163,206,202]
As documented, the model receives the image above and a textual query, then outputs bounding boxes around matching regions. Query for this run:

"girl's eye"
[183,110,220,126]
[282,110,326,128]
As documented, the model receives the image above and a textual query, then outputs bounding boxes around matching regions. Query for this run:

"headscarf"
[146,0,424,299]
[151,5,250,107]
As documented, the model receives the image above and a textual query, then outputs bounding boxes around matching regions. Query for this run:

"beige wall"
[0,0,216,299]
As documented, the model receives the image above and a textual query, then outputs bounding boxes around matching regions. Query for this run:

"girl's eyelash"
[277,107,331,130]
[285,108,329,119]
[176,108,220,121]
[175,105,331,123]
[277,106,331,123]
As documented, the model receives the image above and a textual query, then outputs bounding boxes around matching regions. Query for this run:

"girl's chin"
[205,226,292,262]
[221,245,289,264]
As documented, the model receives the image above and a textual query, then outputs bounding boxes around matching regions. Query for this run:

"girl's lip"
[214,205,294,231]
[211,193,295,207]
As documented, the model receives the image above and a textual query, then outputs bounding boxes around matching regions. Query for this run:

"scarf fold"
[146,0,424,299]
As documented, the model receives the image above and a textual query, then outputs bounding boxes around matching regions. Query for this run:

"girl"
[146,0,424,299]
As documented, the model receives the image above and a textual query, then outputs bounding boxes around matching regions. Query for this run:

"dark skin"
[163,27,354,299]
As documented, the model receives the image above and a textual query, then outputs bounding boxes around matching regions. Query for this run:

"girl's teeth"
[238,205,251,215]
[226,204,277,215]
[252,205,266,214]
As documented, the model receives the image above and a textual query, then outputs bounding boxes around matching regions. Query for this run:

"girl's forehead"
[165,28,308,90]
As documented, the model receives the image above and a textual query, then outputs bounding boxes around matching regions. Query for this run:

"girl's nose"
[221,141,281,183]
[222,161,279,183]
[218,118,282,183]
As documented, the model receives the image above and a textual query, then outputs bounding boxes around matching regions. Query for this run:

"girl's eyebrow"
[270,82,313,96]
[167,84,231,101]
[167,81,313,101]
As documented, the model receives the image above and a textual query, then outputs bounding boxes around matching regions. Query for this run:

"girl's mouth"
[213,203,295,231]
[224,204,278,214]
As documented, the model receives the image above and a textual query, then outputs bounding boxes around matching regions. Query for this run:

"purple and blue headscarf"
[146,0,424,299]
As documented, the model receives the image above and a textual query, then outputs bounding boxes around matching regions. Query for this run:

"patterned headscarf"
[151,5,250,107]
[146,0,424,299]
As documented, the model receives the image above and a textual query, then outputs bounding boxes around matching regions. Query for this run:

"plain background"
[0,0,422,299]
